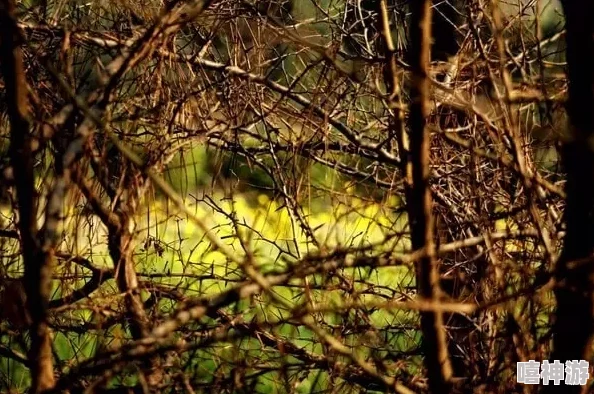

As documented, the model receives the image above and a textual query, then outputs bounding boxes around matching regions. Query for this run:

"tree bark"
[543,1,594,394]
[406,1,453,392]
[0,0,55,391]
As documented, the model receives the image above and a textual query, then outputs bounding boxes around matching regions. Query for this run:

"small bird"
[0,277,31,329]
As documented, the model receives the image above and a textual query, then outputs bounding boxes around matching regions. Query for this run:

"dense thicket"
[1,1,588,393]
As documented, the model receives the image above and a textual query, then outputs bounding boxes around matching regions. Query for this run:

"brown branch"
[0,0,56,391]
[71,163,121,230]
[0,344,29,367]
[14,22,402,168]
[31,3,217,387]
[405,1,453,392]
[49,254,114,309]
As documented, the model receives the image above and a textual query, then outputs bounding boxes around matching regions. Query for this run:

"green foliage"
[164,144,211,194]
[4,190,416,392]
[138,190,408,279]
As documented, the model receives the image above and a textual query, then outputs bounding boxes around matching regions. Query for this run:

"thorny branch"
[0,0,579,392]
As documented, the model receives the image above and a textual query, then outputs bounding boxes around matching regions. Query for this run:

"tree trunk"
[543,1,594,394]
[0,0,55,391]
[406,1,454,392]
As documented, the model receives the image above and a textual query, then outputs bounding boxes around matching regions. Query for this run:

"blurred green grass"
[1,176,417,392]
